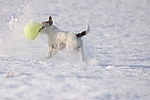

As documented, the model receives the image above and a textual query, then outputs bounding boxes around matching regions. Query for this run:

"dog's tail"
[76,25,90,38]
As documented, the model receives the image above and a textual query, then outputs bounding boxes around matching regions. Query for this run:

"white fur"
[40,24,90,62]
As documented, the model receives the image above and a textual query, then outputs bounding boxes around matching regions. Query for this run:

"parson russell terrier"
[39,16,90,62]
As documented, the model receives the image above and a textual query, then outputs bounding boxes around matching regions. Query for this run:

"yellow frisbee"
[24,21,42,41]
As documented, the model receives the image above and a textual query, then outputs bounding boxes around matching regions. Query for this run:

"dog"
[39,16,90,62]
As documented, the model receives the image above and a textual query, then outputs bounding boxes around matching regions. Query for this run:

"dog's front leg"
[47,45,59,59]
[47,45,53,58]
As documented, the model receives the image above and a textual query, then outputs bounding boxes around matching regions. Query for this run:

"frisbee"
[24,21,42,41]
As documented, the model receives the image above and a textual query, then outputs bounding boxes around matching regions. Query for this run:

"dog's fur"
[39,16,90,62]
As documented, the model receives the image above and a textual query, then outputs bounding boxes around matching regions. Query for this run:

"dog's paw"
[46,56,51,59]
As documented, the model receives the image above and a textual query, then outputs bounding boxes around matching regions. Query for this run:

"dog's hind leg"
[78,47,87,62]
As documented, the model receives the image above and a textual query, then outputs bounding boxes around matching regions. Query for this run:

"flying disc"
[24,21,42,41]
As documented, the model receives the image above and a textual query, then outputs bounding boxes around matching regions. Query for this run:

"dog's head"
[42,16,53,27]
[38,16,53,32]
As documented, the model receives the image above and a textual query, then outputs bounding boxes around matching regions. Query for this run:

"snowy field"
[0,0,150,100]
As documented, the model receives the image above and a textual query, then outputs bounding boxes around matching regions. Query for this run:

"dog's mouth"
[38,26,45,32]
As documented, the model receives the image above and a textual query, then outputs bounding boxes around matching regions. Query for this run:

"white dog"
[39,16,90,62]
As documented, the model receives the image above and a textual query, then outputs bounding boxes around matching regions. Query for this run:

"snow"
[0,0,150,100]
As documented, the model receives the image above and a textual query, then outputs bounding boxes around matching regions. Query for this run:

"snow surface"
[0,0,150,100]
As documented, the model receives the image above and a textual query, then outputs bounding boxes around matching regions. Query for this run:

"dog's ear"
[49,16,52,21]
[49,16,53,25]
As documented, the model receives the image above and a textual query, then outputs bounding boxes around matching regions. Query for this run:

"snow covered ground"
[0,0,150,100]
